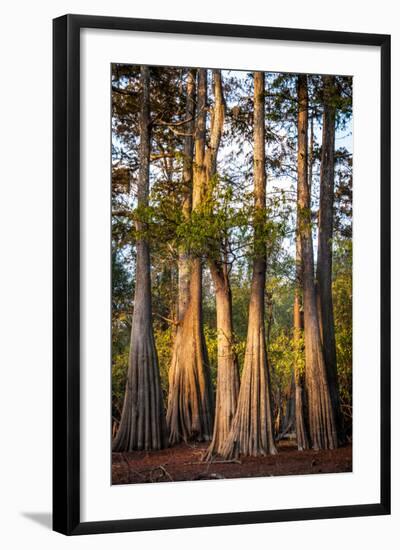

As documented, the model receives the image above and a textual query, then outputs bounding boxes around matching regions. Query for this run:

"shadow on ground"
[22,512,52,530]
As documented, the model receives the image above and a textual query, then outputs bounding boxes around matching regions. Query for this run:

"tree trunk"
[220,72,276,458]
[177,69,196,321]
[166,69,214,444]
[206,262,240,457]
[113,65,167,451]
[292,109,313,450]
[297,74,337,450]
[293,229,309,449]
[202,70,240,459]
[316,75,342,439]
[278,368,296,439]
[309,112,314,198]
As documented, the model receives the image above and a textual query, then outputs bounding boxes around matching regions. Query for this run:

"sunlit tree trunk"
[113,65,167,451]
[297,74,337,450]
[316,75,342,439]
[206,260,240,458]
[220,72,276,458]
[293,112,310,449]
[205,71,240,459]
[167,69,214,444]
[293,226,309,450]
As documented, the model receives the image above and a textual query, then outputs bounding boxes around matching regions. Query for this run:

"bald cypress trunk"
[177,69,196,321]
[316,75,342,439]
[293,120,309,449]
[297,74,337,451]
[220,72,276,458]
[293,223,309,450]
[206,260,240,457]
[113,65,167,452]
[167,69,214,444]
[205,71,240,459]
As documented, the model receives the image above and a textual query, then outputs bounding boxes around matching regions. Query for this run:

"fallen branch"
[209,459,242,465]
[185,459,241,465]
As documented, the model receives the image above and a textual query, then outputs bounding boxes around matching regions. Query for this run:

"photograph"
[111,64,353,485]
[0,1,394,543]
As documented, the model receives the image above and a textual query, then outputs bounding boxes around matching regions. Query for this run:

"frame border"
[53,14,391,535]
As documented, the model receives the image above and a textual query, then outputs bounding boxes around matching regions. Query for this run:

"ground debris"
[112,441,352,485]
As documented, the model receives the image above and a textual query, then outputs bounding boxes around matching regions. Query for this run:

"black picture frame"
[53,14,391,536]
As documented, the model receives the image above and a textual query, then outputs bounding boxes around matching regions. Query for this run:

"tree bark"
[293,121,309,450]
[280,373,296,437]
[220,72,276,458]
[204,72,240,459]
[113,65,167,452]
[316,75,342,438]
[297,74,337,451]
[177,69,196,321]
[166,69,214,444]
[293,225,309,450]
[206,261,240,457]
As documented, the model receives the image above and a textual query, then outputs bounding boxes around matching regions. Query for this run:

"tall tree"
[177,69,196,321]
[204,71,240,459]
[316,75,342,437]
[293,219,309,450]
[291,105,313,451]
[113,65,167,451]
[220,72,276,458]
[166,69,214,444]
[297,74,337,450]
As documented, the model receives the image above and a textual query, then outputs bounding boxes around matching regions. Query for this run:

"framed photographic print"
[53,14,391,535]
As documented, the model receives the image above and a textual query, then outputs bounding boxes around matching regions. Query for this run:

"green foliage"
[204,326,218,387]
[332,238,352,419]
[269,331,295,395]
[266,273,298,403]
[154,327,174,403]
[231,277,250,342]
[293,334,306,376]
[112,346,129,420]
[111,249,132,420]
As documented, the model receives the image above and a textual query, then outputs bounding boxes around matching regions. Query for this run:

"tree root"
[149,464,174,483]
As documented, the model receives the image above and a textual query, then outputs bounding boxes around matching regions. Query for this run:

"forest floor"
[112,440,352,485]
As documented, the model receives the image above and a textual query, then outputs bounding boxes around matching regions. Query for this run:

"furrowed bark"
[178,69,196,321]
[297,74,337,451]
[293,224,309,450]
[203,70,240,460]
[205,261,240,458]
[113,65,167,452]
[167,69,214,444]
[220,72,276,459]
[316,75,343,439]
